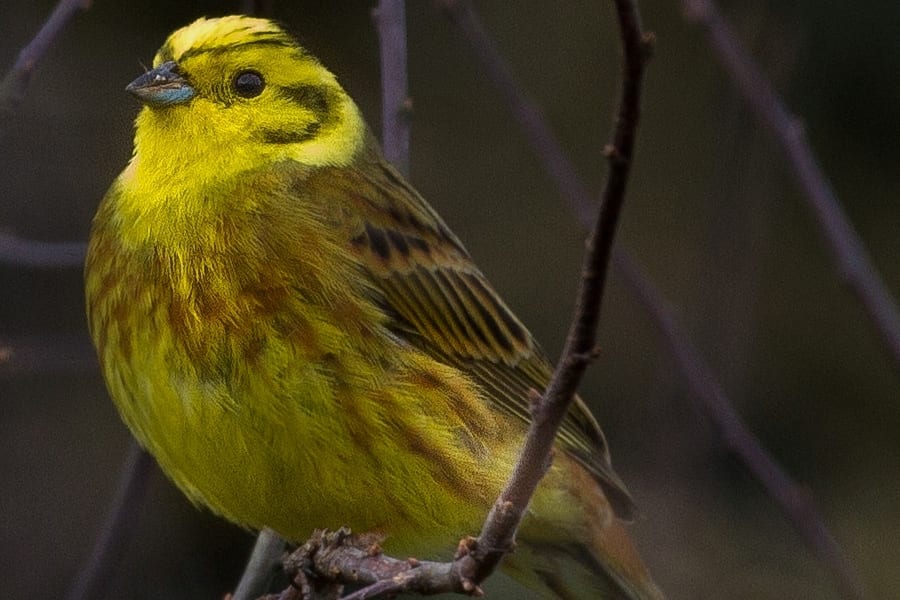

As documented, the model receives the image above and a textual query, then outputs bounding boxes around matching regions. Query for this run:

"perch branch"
[440,0,864,597]
[264,0,649,597]
[238,2,412,597]
[453,2,649,578]
[232,529,287,600]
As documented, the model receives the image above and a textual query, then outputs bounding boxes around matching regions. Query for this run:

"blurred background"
[2,1,898,598]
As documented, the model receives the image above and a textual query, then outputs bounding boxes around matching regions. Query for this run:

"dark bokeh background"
[2,1,899,598]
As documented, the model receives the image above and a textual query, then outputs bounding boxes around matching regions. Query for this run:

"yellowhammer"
[84,15,662,599]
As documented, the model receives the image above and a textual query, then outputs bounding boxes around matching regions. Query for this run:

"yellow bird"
[85,15,662,599]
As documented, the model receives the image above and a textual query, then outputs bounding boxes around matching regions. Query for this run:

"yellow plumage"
[84,15,662,599]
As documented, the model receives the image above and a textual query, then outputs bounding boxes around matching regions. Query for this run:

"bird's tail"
[504,454,664,600]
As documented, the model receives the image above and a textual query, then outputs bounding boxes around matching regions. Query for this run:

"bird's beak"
[126,61,194,107]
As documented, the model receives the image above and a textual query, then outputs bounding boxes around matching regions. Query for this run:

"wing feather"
[303,141,635,518]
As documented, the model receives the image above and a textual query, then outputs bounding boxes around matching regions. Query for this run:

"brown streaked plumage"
[85,15,662,599]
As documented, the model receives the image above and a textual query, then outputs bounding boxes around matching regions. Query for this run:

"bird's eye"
[233,70,265,98]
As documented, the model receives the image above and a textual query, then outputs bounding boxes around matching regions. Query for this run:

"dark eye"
[233,70,265,98]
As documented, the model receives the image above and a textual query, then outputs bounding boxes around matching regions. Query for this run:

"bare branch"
[455,0,650,579]
[439,1,865,599]
[65,441,154,600]
[0,232,85,268]
[436,0,596,225]
[614,251,865,600]
[276,529,472,599]
[232,529,287,600]
[372,0,412,177]
[0,0,92,270]
[0,0,91,128]
[682,0,900,375]
[263,0,649,597]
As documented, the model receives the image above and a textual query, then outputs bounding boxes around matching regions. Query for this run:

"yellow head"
[126,15,366,193]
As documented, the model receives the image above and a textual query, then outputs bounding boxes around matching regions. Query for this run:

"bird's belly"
[100,308,505,558]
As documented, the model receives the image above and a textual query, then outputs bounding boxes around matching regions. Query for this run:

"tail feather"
[507,454,664,599]
[508,534,664,600]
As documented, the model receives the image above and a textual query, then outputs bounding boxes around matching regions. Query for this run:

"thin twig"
[357,0,647,590]
[0,0,91,127]
[277,529,467,599]
[458,0,649,579]
[272,1,649,597]
[0,232,86,268]
[0,0,92,268]
[65,441,154,600]
[682,0,900,376]
[372,0,411,176]
[436,0,595,226]
[613,251,865,600]
[440,2,864,599]
[232,529,287,600]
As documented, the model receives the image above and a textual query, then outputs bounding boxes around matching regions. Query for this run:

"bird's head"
[127,15,366,179]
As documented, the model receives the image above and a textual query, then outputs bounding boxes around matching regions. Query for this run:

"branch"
[232,529,287,600]
[613,251,865,600]
[0,0,92,270]
[65,441,154,600]
[0,0,91,128]
[372,0,412,177]
[263,0,649,597]
[456,2,649,578]
[436,0,595,225]
[0,232,86,268]
[440,2,864,599]
[264,529,475,599]
[682,0,900,376]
